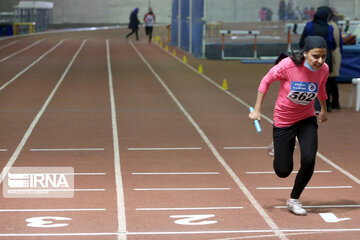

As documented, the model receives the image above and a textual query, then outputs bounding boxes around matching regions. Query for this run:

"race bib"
[287,81,318,105]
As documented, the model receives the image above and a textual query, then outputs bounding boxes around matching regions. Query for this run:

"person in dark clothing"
[317,6,343,109]
[126,8,140,40]
[299,8,336,112]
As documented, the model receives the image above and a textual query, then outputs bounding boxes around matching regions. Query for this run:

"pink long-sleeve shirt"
[258,57,328,128]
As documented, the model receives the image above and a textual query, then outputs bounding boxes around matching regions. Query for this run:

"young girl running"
[249,36,329,215]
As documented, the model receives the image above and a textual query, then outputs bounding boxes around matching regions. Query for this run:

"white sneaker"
[267,142,274,156]
[287,199,307,215]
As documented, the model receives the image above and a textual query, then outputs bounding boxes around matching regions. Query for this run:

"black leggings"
[273,116,318,199]
[145,26,153,43]
[126,29,139,40]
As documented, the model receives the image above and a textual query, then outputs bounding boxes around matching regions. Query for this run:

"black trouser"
[273,116,318,199]
[126,28,139,40]
[145,26,153,43]
[326,76,340,107]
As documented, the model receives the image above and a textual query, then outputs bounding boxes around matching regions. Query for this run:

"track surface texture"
[0,27,359,240]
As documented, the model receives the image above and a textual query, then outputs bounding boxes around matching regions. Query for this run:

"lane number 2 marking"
[26,216,72,228]
[170,214,217,225]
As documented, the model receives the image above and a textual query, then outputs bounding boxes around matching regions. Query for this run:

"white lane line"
[106,39,127,240]
[134,188,230,191]
[0,39,86,185]
[246,171,332,174]
[224,147,268,150]
[73,173,106,176]
[18,189,105,192]
[136,207,244,211]
[0,149,7,152]
[0,228,359,237]
[132,172,219,175]
[0,40,19,50]
[155,42,360,186]
[316,152,360,185]
[0,208,106,212]
[130,40,288,240]
[128,147,202,150]
[0,39,65,92]
[275,204,360,209]
[30,148,105,151]
[257,186,352,190]
[0,39,43,63]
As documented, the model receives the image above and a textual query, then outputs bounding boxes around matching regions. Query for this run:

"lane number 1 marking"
[26,216,72,228]
[170,214,217,225]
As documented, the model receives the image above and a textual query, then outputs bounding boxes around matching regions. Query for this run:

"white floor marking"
[0,228,360,237]
[0,208,106,212]
[130,40,288,240]
[246,171,332,174]
[0,40,19,50]
[0,39,65,92]
[319,213,351,223]
[316,152,360,184]
[106,39,127,240]
[275,204,360,209]
[155,42,360,186]
[224,147,268,150]
[134,188,230,191]
[30,148,104,151]
[257,186,352,190]
[128,147,201,150]
[73,172,106,176]
[0,149,7,152]
[136,207,244,211]
[132,172,219,175]
[0,39,86,185]
[0,39,43,63]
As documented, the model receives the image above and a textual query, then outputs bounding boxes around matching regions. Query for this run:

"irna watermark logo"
[3,167,74,198]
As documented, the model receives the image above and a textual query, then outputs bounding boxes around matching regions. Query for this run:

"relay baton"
[249,107,262,133]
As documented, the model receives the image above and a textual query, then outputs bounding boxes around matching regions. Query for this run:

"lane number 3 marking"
[170,214,217,225]
[26,216,72,228]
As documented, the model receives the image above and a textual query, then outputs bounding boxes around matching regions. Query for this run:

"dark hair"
[274,51,304,66]
[290,50,305,66]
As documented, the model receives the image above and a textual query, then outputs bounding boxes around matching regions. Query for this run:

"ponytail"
[290,50,305,66]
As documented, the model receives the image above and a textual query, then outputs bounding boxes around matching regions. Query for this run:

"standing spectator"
[259,7,267,21]
[286,0,295,20]
[299,7,336,112]
[278,0,286,21]
[318,6,343,109]
[143,7,156,45]
[126,8,140,41]
[265,7,273,21]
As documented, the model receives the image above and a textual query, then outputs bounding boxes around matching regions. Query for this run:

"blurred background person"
[143,7,156,45]
[126,8,140,40]
[318,6,343,109]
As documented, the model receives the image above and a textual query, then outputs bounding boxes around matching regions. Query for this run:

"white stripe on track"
[129,40,288,240]
[0,39,64,92]
[0,39,43,63]
[0,208,106,212]
[128,147,201,150]
[0,228,359,237]
[275,204,360,209]
[134,188,230,191]
[136,207,243,211]
[132,172,219,175]
[154,42,360,186]
[246,171,332,174]
[106,39,127,240]
[30,148,104,151]
[257,186,352,190]
[0,40,86,184]
[0,40,19,50]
